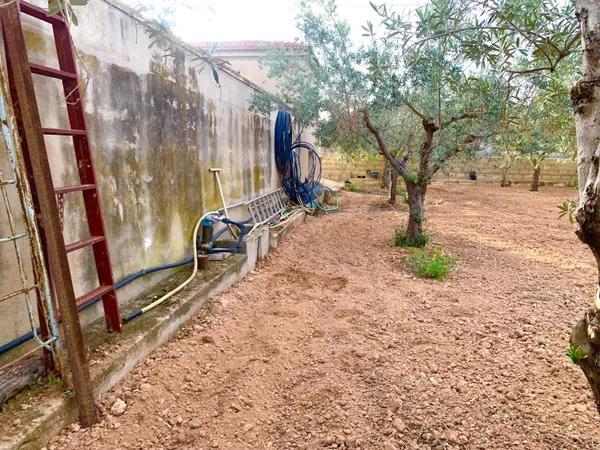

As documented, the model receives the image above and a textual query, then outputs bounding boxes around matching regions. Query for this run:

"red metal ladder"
[1,0,121,332]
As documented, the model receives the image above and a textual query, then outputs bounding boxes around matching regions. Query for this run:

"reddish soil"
[52,184,600,449]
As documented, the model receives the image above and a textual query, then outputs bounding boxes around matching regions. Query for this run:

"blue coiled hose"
[275,110,323,207]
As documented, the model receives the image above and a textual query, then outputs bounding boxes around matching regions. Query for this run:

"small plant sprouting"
[47,374,62,387]
[407,248,456,280]
[558,199,577,224]
[394,228,429,248]
[566,345,588,365]
[25,373,62,390]
[64,388,76,399]
[345,183,361,192]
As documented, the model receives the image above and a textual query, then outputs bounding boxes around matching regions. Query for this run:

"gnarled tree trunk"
[405,181,426,242]
[530,164,541,191]
[382,159,391,189]
[570,0,600,415]
[500,169,510,187]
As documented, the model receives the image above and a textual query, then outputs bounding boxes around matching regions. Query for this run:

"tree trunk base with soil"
[406,182,426,243]
[571,307,600,415]
[530,166,541,191]
[382,160,391,189]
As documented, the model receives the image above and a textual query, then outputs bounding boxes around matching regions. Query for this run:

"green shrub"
[394,228,429,248]
[408,248,456,280]
[345,183,361,192]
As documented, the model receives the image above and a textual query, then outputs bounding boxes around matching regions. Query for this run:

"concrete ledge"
[269,211,306,249]
[1,254,248,450]
[321,178,344,192]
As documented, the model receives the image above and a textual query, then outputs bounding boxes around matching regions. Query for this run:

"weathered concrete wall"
[0,0,280,348]
[321,153,577,186]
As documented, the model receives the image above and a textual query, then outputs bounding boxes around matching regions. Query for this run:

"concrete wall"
[321,153,577,186]
[0,126,39,355]
[0,0,280,349]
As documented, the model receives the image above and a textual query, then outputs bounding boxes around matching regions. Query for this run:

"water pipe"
[0,193,286,354]
[122,210,217,322]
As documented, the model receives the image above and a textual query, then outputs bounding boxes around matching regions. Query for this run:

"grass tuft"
[408,248,456,280]
[566,345,588,365]
[394,228,429,248]
[345,183,361,192]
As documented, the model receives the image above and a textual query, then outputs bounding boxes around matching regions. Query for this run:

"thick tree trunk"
[405,181,426,243]
[530,165,541,191]
[389,170,398,204]
[571,0,600,416]
[500,170,510,187]
[382,160,391,189]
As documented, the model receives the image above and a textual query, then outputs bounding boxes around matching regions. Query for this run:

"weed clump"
[566,345,588,365]
[345,183,361,192]
[408,248,455,280]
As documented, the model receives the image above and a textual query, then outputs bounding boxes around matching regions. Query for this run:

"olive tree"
[377,0,600,416]
[254,0,503,244]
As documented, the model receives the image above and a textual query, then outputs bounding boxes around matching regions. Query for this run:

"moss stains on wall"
[1,0,277,344]
[23,29,47,55]
[81,58,272,281]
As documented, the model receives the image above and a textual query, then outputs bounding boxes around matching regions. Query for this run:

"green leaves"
[558,199,578,224]
[566,345,588,365]
[47,0,63,15]
[372,0,579,76]
[48,0,89,26]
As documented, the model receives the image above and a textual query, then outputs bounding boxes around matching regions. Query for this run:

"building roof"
[195,40,308,52]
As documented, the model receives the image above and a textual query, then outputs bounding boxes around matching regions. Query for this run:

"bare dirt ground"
[53,184,600,450]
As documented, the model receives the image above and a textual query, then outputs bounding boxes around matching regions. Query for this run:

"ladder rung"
[19,1,65,25]
[42,127,86,136]
[30,63,77,81]
[65,235,104,253]
[0,232,28,244]
[0,180,16,187]
[55,184,96,195]
[76,285,114,309]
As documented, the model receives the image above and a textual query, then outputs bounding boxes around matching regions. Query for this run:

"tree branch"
[404,100,430,122]
[507,66,555,75]
[441,111,482,128]
[362,109,409,178]
[427,134,481,178]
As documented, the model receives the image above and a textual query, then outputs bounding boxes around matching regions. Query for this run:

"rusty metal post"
[0,0,97,426]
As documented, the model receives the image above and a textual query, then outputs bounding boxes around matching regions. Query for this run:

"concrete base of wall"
[270,211,306,249]
[0,220,297,450]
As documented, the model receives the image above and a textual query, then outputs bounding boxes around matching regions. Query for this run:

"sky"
[122,0,426,45]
